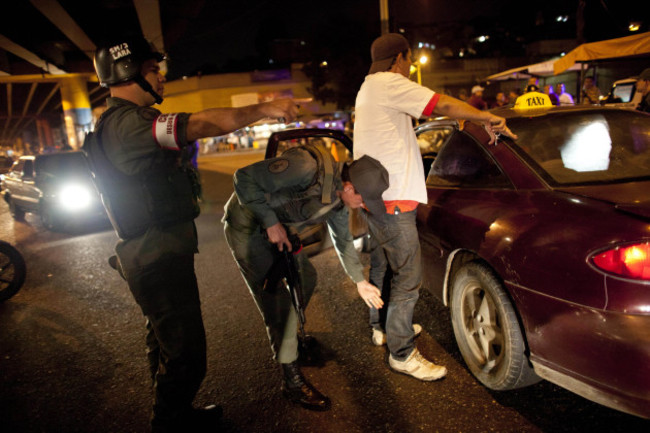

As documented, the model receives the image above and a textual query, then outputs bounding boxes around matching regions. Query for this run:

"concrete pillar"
[59,75,92,150]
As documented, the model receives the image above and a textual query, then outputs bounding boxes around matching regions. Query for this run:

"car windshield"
[508,110,650,185]
[35,152,90,177]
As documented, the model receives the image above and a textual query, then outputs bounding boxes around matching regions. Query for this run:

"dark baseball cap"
[368,33,410,74]
[637,68,650,81]
[348,155,389,215]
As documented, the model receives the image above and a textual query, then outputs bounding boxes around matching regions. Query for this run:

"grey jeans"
[367,210,422,360]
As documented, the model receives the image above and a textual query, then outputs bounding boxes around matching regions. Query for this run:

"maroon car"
[266,105,650,419]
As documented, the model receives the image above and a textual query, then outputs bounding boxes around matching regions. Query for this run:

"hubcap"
[460,283,504,372]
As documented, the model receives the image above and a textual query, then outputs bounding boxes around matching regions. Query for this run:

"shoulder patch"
[268,159,290,173]
[137,106,159,122]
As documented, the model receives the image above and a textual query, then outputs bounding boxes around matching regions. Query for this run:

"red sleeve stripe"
[422,93,440,117]
[153,113,181,151]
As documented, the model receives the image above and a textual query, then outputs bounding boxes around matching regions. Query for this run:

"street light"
[410,54,429,85]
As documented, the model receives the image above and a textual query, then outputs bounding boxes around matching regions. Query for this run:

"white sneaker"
[371,324,422,346]
[389,348,447,381]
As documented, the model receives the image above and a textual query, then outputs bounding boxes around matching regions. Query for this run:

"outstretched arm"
[434,94,517,141]
[186,98,304,142]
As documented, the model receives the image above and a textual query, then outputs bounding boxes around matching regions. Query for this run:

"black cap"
[348,155,389,215]
[368,33,410,74]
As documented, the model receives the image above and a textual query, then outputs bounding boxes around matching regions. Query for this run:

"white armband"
[153,113,181,151]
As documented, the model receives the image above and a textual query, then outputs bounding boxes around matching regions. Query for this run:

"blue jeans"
[368,235,391,332]
[367,210,421,360]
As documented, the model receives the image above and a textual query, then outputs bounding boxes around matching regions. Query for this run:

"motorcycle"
[0,240,26,302]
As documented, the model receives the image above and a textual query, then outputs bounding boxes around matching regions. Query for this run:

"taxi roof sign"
[514,91,553,110]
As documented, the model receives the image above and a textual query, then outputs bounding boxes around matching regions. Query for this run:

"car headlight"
[59,184,92,211]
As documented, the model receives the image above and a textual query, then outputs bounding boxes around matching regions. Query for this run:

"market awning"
[485,65,532,81]
[485,58,580,81]
[553,32,650,75]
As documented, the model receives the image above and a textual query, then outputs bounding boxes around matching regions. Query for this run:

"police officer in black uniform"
[85,35,299,433]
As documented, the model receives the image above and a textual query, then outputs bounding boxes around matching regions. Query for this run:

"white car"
[602,77,642,109]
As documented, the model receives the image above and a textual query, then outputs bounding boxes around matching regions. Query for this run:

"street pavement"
[0,152,648,433]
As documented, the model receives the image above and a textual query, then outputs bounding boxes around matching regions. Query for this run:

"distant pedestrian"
[635,68,650,113]
[507,89,520,104]
[555,83,575,105]
[525,77,539,93]
[544,85,559,105]
[467,85,487,110]
[581,77,602,104]
[491,91,507,108]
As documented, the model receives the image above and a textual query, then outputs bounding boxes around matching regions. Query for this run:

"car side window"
[417,126,454,177]
[22,160,34,179]
[427,131,510,188]
[275,136,352,163]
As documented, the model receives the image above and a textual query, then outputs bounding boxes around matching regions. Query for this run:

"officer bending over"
[223,147,386,411]
[84,36,299,433]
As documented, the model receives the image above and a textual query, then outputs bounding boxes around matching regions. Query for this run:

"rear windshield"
[508,110,650,185]
[35,152,90,177]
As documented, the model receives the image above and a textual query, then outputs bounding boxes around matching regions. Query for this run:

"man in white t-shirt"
[354,33,516,381]
[555,83,575,106]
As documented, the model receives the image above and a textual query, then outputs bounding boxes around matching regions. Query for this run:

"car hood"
[555,181,650,219]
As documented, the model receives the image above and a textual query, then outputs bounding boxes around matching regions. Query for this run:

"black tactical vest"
[82,108,200,240]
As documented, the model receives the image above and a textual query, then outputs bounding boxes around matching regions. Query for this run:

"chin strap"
[135,76,163,104]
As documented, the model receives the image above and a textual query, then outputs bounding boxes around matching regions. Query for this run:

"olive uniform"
[84,96,206,428]
[223,145,365,364]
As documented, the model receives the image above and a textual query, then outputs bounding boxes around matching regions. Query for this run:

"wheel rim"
[460,282,505,372]
[0,254,16,290]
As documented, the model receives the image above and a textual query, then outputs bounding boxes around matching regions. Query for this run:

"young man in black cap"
[636,68,650,113]
[354,32,516,381]
[223,150,386,411]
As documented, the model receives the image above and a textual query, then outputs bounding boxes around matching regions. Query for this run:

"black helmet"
[94,36,165,88]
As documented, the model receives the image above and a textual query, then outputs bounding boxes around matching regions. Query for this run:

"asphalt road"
[1,152,648,433]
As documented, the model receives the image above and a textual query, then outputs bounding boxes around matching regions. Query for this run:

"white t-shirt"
[354,72,437,203]
[558,92,575,105]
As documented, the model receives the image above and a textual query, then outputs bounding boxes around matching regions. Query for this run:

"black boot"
[281,362,331,411]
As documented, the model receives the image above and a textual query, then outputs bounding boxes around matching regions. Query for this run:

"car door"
[4,159,35,208]
[415,122,513,301]
[265,128,366,257]
[19,158,41,211]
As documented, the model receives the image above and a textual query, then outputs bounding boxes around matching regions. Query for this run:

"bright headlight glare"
[59,184,92,211]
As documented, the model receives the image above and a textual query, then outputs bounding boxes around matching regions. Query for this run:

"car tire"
[450,261,540,390]
[7,197,25,221]
[0,241,27,302]
[40,203,63,231]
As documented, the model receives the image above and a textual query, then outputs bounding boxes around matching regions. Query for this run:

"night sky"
[161,0,643,80]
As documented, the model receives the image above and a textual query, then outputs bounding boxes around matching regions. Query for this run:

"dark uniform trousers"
[123,254,207,425]
[223,196,317,364]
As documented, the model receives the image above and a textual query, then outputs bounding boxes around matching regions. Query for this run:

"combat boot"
[281,362,331,411]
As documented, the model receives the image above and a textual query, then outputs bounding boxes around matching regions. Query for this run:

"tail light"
[590,242,650,280]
